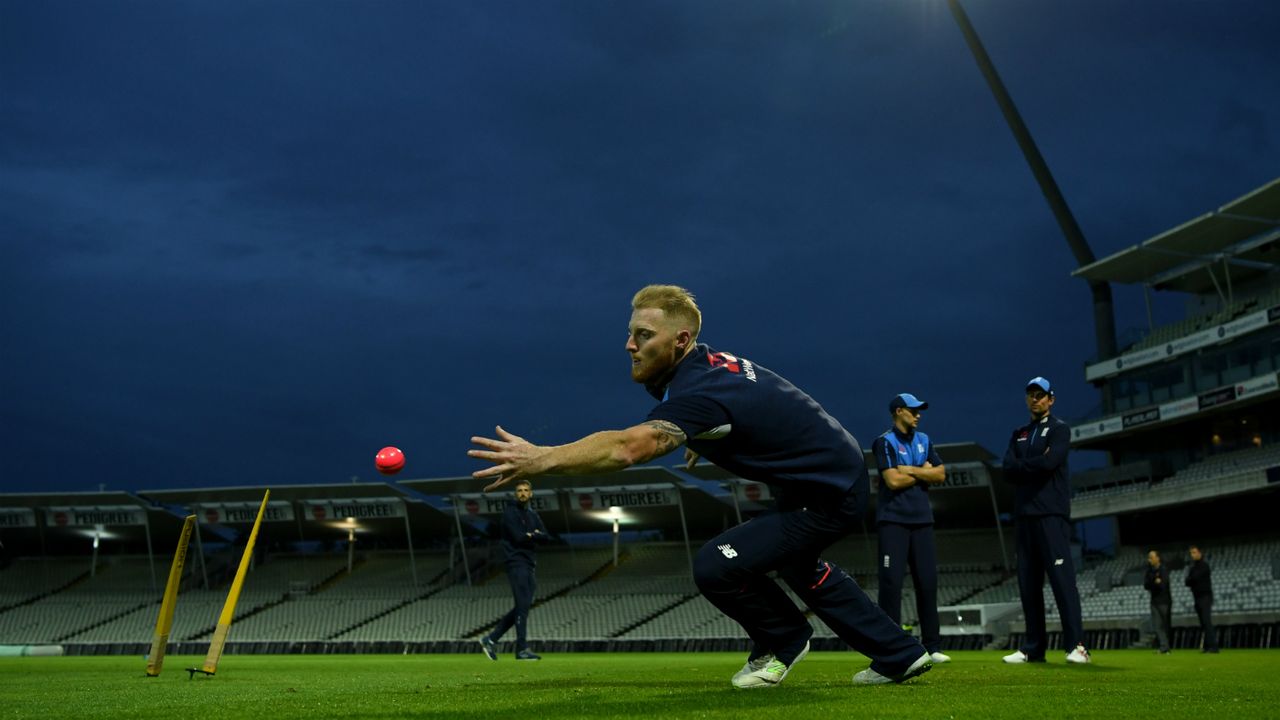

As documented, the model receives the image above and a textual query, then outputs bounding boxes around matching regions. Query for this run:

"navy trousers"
[693,481,925,676]
[1150,601,1172,652]
[1015,514,1085,657]
[876,522,941,654]
[1194,596,1217,651]
[489,560,536,651]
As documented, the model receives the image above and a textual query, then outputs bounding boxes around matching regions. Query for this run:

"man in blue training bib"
[469,285,930,689]
[870,393,949,664]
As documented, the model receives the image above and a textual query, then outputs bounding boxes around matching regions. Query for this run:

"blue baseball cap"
[889,393,928,413]
[1026,376,1054,396]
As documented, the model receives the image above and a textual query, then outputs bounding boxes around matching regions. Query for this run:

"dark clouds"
[2,0,1277,492]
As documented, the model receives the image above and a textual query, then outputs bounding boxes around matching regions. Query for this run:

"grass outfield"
[1,650,1277,719]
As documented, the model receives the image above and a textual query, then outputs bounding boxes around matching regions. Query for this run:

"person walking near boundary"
[1000,376,1090,665]
[478,479,549,661]
[870,393,950,664]
[1144,550,1172,654]
[1186,544,1219,653]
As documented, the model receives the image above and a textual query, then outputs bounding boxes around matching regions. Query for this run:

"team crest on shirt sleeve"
[708,352,757,381]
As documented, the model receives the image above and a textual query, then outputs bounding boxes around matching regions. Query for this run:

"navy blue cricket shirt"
[645,344,866,498]
[1001,414,1071,517]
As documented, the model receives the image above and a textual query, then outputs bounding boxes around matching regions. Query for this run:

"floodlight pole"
[728,482,743,525]
[142,511,158,593]
[672,483,694,580]
[294,501,307,581]
[402,500,419,592]
[947,0,1118,380]
[192,514,209,589]
[559,490,577,570]
[612,518,620,567]
[450,496,472,586]
[90,524,99,578]
[986,477,1011,573]
[346,526,355,574]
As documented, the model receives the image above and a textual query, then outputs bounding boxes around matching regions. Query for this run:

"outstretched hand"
[469,425,547,492]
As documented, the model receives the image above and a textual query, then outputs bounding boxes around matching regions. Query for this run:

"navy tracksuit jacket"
[1002,413,1085,656]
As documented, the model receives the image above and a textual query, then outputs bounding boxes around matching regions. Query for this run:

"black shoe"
[1203,648,1220,654]
[515,649,542,661]
[478,636,497,661]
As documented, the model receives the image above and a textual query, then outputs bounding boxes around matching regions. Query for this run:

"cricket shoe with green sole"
[731,641,809,689]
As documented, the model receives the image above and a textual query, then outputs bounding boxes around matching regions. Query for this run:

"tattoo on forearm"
[643,420,687,455]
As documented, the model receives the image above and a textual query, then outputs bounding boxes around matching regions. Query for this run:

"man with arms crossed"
[478,479,548,661]
[871,393,950,664]
[1001,377,1090,665]
[470,285,930,688]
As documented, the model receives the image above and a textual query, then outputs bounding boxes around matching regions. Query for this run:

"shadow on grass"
[368,684,874,719]
[996,663,1126,673]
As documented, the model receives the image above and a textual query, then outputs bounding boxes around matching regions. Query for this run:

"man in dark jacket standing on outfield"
[1001,377,1090,665]
[1144,550,1172,654]
[1185,545,1219,653]
[478,479,549,661]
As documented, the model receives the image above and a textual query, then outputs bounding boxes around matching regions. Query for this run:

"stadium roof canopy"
[0,490,183,557]
[3,445,1009,559]
[400,466,685,497]
[1072,178,1280,294]
[401,466,738,539]
[0,484,467,559]
[139,481,465,546]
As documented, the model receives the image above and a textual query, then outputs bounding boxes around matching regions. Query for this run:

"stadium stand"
[0,557,93,610]
[1075,444,1280,505]
[985,540,1280,647]
[0,557,157,644]
[1126,284,1280,354]
[2,535,1277,652]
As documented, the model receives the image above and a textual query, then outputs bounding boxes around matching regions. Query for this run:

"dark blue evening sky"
[2,1,1277,492]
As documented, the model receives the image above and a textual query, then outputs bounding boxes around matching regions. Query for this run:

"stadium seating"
[0,557,161,643]
[337,546,621,642]
[0,557,94,609]
[2,537,1276,648]
[1123,286,1280,355]
[1165,444,1280,484]
[992,541,1280,623]
[1073,443,1280,505]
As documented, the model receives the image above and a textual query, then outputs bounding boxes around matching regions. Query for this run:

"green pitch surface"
[2,650,1277,719]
